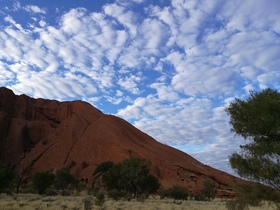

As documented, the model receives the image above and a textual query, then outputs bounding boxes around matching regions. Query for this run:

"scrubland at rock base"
[0,193,274,210]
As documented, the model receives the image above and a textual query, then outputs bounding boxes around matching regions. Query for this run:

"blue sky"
[1,0,280,175]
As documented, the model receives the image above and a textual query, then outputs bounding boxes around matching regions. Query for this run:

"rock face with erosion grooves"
[0,87,243,195]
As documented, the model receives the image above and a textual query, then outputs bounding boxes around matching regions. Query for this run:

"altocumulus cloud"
[0,0,280,175]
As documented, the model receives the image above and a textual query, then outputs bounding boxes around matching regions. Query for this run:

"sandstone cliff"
[0,87,241,195]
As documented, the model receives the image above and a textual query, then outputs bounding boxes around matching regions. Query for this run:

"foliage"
[226,88,280,208]
[0,162,14,193]
[102,163,122,190]
[160,185,189,200]
[193,193,206,201]
[200,180,217,200]
[55,167,76,196]
[107,189,131,201]
[143,174,160,196]
[226,183,280,210]
[102,157,160,198]
[31,170,55,195]
[93,161,114,176]
[95,191,105,206]
[226,199,249,210]
[75,179,87,193]
[83,197,93,210]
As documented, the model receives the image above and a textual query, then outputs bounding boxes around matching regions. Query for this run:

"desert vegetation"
[0,193,276,210]
[0,153,279,210]
[226,88,280,210]
[0,157,227,209]
[0,159,278,210]
[99,157,160,199]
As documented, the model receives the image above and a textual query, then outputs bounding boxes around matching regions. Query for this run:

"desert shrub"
[160,185,189,200]
[95,191,105,206]
[193,193,206,201]
[31,170,55,195]
[74,180,87,194]
[18,179,36,194]
[225,183,280,210]
[93,161,114,176]
[90,188,100,196]
[108,189,131,201]
[55,167,76,195]
[226,199,248,210]
[0,162,15,193]
[103,157,160,198]
[83,197,93,210]
[200,180,217,200]
[143,174,160,197]
[45,188,58,196]
[173,200,182,205]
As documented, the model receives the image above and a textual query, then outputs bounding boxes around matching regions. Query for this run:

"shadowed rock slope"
[0,87,243,195]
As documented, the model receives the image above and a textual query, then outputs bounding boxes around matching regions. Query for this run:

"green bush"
[193,193,206,201]
[102,157,160,198]
[83,197,93,210]
[95,191,105,206]
[226,200,248,210]
[108,189,131,201]
[75,180,87,193]
[160,185,189,200]
[0,162,15,193]
[18,179,35,194]
[55,167,76,195]
[31,170,55,195]
[93,161,114,176]
[200,180,217,200]
[225,183,280,210]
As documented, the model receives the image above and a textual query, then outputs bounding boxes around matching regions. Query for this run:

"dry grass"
[0,193,275,210]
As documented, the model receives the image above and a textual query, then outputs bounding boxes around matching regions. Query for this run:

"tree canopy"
[55,167,76,195]
[93,161,114,176]
[0,163,14,193]
[226,88,280,209]
[102,157,160,198]
[200,180,217,200]
[31,170,55,195]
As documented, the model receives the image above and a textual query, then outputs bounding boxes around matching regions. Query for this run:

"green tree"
[93,161,114,176]
[31,170,55,195]
[103,157,160,198]
[95,191,105,206]
[93,161,115,190]
[200,180,217,200]
[0,163,14,193]
[143,174,160,197]
[160,185,189,200]
[55,167,76,195]
[102,163,122,190]
[226,88,280,209]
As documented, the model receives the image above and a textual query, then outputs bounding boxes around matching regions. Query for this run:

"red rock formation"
[0,87,243,194]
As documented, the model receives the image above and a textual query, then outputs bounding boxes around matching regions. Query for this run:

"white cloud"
[39,20,46,27]
[140,18,170,50]
[60,8,87,35]
[221,0,280,32]
[0,61,15,85]
[117,74,142,94]
[150,83,179,101]
[23,5,47,14]
[4,16,24,31]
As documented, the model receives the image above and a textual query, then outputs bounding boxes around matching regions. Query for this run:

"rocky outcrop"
[0,87,243,195]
